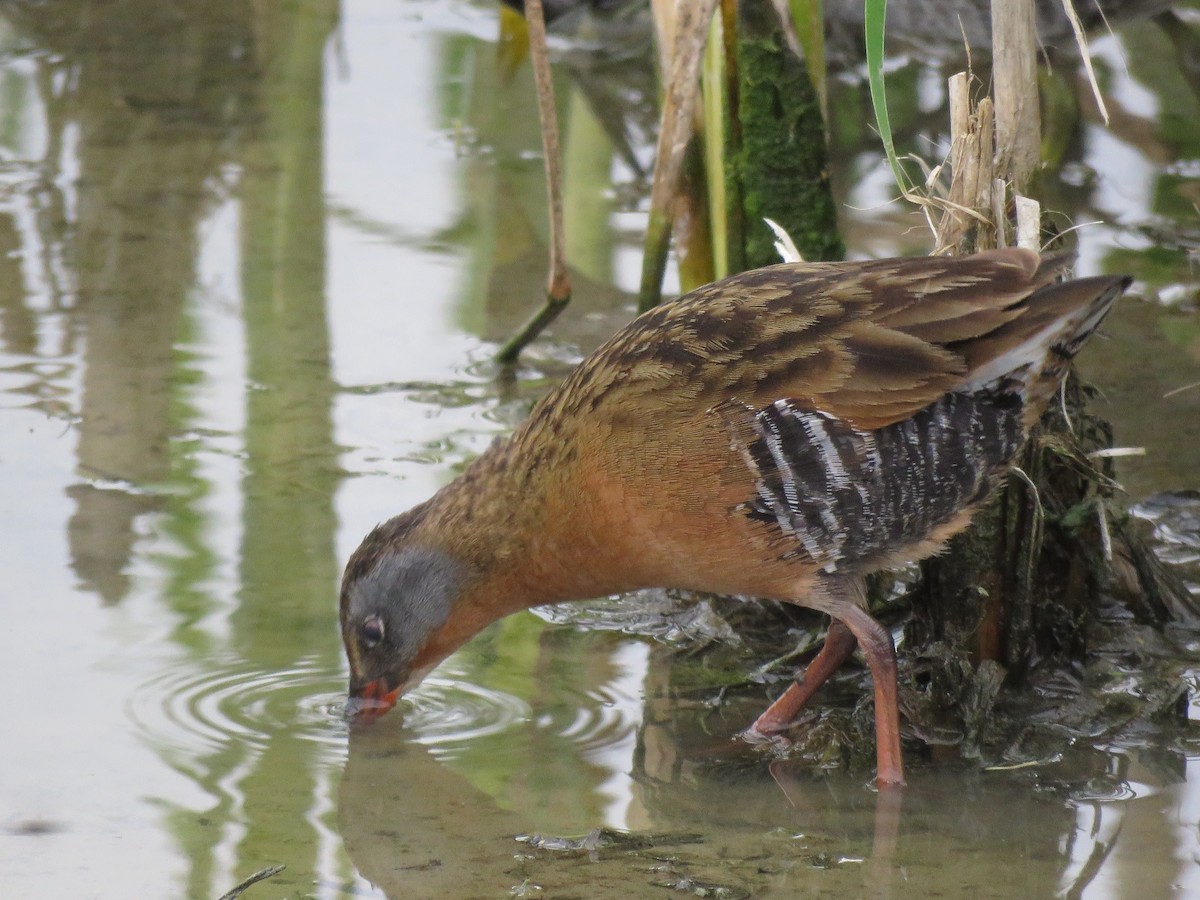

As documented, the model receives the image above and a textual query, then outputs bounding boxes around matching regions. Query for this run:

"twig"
[495,0,571,365]
[1059,378,1076,437]
[1061,0,1111,125]
[1087,447,1146,458]
[1008,465,1046,595]
[216,865,286,900]
[1097,497,1113,562]
[1164,380,1200,398]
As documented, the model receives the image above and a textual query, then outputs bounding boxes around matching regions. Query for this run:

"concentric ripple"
[128,654,349,757]
[130,645,644,766]
[1068,776,1156,803]
[553,685,641,757]
[398,649,644,760]
[401,675,532,747]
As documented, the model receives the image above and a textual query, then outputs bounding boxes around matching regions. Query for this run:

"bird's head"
[339,536,466,724]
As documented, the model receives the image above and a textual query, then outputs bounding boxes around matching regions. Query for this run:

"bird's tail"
[958,261,1130,420]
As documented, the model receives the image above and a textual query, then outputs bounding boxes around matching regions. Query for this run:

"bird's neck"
[417,432,632,618]
[395,434,636,681]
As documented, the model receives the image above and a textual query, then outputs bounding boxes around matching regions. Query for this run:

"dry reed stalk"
[991,0,1041,195]
[934,72,998,254]
[639,0,720,311]
[495,0,571,364]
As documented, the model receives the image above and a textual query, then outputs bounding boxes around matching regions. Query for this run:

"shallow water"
[1,1,1198,897]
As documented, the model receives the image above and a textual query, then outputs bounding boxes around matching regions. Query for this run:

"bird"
[339,247,1128,786]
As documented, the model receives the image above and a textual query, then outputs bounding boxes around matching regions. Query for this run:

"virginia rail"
[340,248,1128,786]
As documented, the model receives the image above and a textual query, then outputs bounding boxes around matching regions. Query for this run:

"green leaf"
[864,0,912,196]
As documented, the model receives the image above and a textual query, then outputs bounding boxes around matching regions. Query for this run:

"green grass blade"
[864,0,911,196]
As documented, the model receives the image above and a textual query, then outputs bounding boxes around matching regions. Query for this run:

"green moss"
[732,3,843,268]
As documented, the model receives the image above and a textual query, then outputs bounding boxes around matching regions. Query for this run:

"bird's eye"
[361,614,385,649]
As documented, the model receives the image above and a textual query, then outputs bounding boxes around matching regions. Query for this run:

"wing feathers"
[533,248,1124,439]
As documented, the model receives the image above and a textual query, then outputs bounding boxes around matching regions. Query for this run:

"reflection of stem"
[563,88,616,286]
[233,2,339,887]
[31,57,70,318]
[766,759,903,897]
[1061,801,1124,900]
[496,0,571,365]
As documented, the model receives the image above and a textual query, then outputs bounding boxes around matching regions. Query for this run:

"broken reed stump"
[898,20,1189,743]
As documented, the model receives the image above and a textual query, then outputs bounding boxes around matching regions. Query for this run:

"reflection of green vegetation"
[432,25,643,345]
[444,617,621,823]
[161,342,220,646]
[1039,68,1081,171]
[22,0,344,893]
[159,326,227,900]
[1126,17,1200,152]
[1107,246,1192,284]
[825,77,868,153]
[7,0,349,890]
[1103,16,1200,282]
[563,88,616,286]
[236,10,339,664]
[229,1,342,886]
[436,29,548,338]
[166,742,246,899]
[461,612,550,699]
[1153,173,1200,221]
[828,61,923,182]
[0,69,26,149]
[1160,314,1200,349]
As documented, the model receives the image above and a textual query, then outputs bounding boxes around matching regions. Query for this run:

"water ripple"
[401,666,641,759]
[1069,777,1156,803]
[130,651,642,766]
[128,655,348,757]
[564,683,641,756]
[402,676,532,746]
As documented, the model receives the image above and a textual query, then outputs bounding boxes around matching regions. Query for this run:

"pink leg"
[746,620,858,737]
[834,603,905,787]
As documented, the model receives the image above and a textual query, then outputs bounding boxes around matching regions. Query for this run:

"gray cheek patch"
[351,547,464,667]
